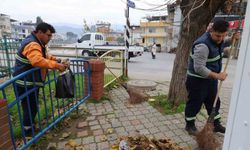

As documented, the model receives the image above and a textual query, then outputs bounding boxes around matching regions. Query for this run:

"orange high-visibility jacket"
[22,42,60,80]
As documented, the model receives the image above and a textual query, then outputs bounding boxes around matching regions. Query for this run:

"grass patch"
[86,95,109,104]
[148,95,185,115]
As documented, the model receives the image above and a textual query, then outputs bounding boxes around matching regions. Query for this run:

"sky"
[1,0,170,27]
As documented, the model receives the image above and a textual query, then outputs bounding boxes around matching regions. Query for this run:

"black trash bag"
[55,68,75,98]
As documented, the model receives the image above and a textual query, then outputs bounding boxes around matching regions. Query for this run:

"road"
[128,52,237,87]
[128,52,175,82]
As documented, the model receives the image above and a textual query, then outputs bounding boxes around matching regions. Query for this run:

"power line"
[133,0,174,7]
[121,0,206,12]
[120,0,169,12]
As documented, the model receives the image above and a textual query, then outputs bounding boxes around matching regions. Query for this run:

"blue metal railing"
[0,59,90,150]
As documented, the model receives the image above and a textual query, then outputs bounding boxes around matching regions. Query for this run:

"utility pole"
[235,0,244,59]
[124,0,130,77]
[124,0,135,77]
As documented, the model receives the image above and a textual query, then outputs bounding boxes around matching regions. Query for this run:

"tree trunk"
[168,0,227,106]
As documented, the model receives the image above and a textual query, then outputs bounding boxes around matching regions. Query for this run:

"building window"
[149,38,157,44]
[148,27,156,33]
[22,29,25,33]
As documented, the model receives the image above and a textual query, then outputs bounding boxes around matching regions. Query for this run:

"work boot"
[185,122,198,135]
[214,123,226,133]
[23,125,35,137]
[24,128,32,137]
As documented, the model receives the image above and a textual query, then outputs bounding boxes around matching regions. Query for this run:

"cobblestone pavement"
[50,82,232,150]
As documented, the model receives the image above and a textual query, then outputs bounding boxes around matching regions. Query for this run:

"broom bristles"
[196,122,220,150]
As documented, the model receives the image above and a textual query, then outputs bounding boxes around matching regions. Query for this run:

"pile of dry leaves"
[110,134,184,150]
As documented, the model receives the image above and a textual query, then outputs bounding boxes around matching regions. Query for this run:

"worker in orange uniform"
[13,22,67,136]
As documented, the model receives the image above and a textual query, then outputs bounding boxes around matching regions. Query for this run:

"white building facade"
[11,21,35,40]
[0,14,11,38]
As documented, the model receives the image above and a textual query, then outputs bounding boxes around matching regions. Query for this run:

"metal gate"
[0,36,19,78]
[99,49,123,87]
[0,59,90,150]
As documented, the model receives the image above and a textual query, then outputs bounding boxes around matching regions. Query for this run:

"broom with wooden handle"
[196,39,236,150]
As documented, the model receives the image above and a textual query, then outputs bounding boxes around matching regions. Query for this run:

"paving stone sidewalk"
[50,82,232,150]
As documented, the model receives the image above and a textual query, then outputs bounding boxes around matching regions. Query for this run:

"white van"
[76,32,143,59]
[77,33,105,48]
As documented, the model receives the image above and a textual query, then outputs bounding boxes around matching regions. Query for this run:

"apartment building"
[11,21,35,39]
[140,15,169,52]
[96,21,111,33]
[130,25,142,45]
[0,14,11,38]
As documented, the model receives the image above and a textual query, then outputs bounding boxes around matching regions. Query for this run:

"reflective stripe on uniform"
[16,80,43,87]
[214,114,221,120]
[187,70,206,78]
[24,126,32,130]
[186,116,196,121]
[15,54,30,64]
[189,52,224,63]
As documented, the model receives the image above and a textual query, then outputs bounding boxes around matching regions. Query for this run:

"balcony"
[140,21,170,27]
[141,33,167,38]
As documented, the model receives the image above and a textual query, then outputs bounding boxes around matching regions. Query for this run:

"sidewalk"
[44,82,232,150]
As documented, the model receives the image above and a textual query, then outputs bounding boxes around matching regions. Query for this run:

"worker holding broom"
[185,19,239,135]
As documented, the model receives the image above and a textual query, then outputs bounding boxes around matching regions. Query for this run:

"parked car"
[144,46,151,52]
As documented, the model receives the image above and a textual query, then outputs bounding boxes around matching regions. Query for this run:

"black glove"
[56,58,62,63]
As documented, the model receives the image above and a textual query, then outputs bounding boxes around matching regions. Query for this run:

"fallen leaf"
[27,144,38,150]
[75,145,86,150]
[106,128,114,134]
[67,139,77,147]
[109,144,119,150]
[47,143,57,150]
[101,135,107,142]
[148,98,155,102]
[62,132,70,138]
[83,108,89,113]
[70,112,79,119]
[16,139,24,147]
[63,118,71,127]
[63,144,72,150]
[184,145,192,150]
[46,134,53,140]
